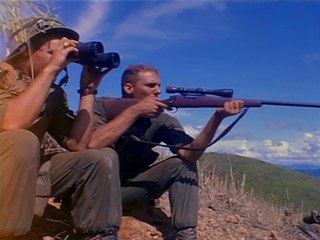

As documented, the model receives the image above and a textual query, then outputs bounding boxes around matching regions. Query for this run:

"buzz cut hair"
[121,64,159,89]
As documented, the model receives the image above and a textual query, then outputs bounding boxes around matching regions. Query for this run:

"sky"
[1,0,319,166]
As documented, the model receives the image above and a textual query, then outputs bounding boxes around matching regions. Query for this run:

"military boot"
[175,227,197,240]
[304,210,320,225]
[102,226,119,240]
[68,233,104,240]
[68,226,119,240]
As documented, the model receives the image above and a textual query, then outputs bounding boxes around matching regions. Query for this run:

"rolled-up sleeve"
[0,62,26,132]
[93,99,108,130]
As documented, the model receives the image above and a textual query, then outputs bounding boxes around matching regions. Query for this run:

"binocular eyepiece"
[69,41,120,68]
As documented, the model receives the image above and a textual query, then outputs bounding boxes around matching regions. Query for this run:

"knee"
[4,129,39,150]
[101,147,118,163]
[14,130,40,165]
[81,148,119,173]
[0,129,40,168]
[165,157,197,170]
[163,157,198,181]
[99,148,119,172]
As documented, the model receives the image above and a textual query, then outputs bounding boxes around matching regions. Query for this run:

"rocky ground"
[42,171,317,240]
[118,173,315,240]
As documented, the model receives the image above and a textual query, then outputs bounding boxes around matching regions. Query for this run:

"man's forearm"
[2,67,58,130]
[178,111,223,162]
[66,94,96,151]
[89,106,141,149]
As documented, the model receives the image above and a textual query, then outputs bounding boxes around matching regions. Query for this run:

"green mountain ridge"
[198,152,320,211]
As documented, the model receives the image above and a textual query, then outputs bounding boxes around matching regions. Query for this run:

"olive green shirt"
[94,98,194,178]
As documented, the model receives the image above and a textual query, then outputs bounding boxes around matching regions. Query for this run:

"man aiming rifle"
[91,64,244,240]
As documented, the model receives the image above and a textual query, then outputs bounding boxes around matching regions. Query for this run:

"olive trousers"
[121,156,199,230]
[0,130,121,238]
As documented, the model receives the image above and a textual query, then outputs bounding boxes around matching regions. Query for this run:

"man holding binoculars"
[0,16,121,240]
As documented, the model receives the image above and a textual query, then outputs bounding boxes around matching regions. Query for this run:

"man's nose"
[154,86,161,95]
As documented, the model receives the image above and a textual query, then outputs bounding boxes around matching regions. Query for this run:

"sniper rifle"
[97,85,320,120]
[95,86,320,149]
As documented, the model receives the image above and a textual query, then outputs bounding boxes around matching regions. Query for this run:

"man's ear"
[124,82,134,95]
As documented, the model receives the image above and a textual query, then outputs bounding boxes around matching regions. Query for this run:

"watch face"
[77,88,97,96]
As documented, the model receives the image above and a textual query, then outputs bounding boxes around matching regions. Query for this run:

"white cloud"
[184,124,320,165]
[73,0,111,41]
[183,125,202,138]
[166,109,193,119]
[115,1,227,40]
[63,0,230,57]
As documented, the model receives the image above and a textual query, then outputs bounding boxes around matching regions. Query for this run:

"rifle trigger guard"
[162,97,178,112]
[167,107,178,113]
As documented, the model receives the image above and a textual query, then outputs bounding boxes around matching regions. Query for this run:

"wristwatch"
[77,88,98,96]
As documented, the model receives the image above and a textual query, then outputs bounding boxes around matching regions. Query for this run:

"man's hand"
[80,66,112,90]
[215,100,245,119]
[44,37,79,75]
[131,96,169,118]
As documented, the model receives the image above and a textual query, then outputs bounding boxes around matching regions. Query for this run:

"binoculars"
[69,41,120,68]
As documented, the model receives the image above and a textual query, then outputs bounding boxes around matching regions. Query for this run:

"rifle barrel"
[164,96,320,109]
[261,100,320,108]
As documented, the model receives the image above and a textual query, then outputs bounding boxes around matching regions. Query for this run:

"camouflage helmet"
[5,17,79,61]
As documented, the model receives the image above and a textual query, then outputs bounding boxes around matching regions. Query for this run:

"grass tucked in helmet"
[5,17,79,61]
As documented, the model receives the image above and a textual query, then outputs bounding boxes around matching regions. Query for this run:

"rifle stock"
[96,97,140,120]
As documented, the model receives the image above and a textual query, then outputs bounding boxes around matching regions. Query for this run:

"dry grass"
[194,163,308,240]
[119,161,309,239]
[43,158,311,239]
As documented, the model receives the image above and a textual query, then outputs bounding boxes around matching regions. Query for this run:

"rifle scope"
[166,86,233,98]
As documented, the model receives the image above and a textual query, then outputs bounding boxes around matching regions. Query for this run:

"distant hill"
[281,164,320,179]
[198,152,320,211]
[297,169,320,178]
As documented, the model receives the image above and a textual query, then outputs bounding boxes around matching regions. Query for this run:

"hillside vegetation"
[198,152,320,211]
[118,153,313,239]
[42,152,318,239]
